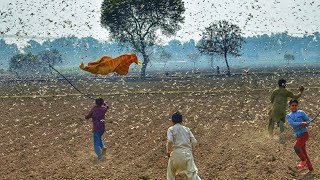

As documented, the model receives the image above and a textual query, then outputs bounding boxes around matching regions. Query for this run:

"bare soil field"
[1,72,320,179]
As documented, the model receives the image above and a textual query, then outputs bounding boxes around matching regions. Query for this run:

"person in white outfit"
[166,112,201,180]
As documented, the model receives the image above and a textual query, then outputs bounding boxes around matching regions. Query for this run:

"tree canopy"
[197,20,244,75]
[9,50,62,76]
[0,39,19,70]
[100,0,185,78]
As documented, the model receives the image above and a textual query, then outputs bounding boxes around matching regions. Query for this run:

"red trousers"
[294,132,313,171]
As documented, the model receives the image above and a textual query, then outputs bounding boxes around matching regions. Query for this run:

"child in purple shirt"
[85,98,108,160]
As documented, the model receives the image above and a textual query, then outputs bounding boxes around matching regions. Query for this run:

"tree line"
[1,32,319,76]
[0,0,319,77]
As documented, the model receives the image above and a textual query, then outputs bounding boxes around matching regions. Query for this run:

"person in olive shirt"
[268,79,304,137]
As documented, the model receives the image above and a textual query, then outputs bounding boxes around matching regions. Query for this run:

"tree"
[100,0,185,78]
[197,20,244,75]
[9,53,39,75]
[45,36,79,66]
[0,39,19,70]
[77,37,102,62]
[9,50,62,75]
[284,53,295,66]
[159,50,172,70]
[38,49,63,72]
[23,40,45,54]
[187,53,199,70]
[182,39,196,53]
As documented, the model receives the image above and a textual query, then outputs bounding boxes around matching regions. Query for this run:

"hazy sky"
[0,0,319,46]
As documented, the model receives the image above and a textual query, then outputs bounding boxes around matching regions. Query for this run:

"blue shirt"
[287,110,311,137]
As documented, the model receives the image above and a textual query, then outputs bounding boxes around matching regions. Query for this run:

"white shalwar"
[166,123,201,180]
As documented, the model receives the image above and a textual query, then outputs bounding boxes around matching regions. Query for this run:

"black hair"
[95,98,104,106]
[172,111,182,123]
[278,79,287,87]
[289,99,299,105]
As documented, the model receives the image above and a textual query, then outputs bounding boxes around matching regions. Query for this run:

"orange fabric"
[79,54,141,75]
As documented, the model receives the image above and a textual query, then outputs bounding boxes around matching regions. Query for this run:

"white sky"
[0,0,319,47]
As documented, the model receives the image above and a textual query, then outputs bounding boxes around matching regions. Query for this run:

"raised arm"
[103,102,109,110]
[287,86,304,99]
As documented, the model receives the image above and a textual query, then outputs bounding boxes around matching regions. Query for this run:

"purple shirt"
[85,106,107,132]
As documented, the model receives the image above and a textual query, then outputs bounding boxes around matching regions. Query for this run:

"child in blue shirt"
[287,99,313,172]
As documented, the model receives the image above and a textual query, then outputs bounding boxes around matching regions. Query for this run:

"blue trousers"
[93,131,105,159]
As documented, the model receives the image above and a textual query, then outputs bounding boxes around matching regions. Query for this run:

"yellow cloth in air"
[269,87,302,122]
[79,53,142,75]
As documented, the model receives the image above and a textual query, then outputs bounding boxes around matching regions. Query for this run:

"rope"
[311,112,320,122]
[49,64,95,100]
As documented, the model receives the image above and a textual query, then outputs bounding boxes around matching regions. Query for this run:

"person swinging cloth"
[268,79,304,139]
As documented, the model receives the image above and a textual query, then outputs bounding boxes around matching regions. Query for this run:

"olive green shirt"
[270,87,302,122]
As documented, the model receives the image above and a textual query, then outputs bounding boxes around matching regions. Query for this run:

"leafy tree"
[23,40,45,54]
[100,0,185,78]
[9,53,39,74]
[0,39,19,70]
[38,49,63,72]
[187,53,199,70]
[182,39,196,52]
[77,37,102,62]
[9,50,62,75]
[284,53,295,66]
[159,50,172,70]
[167,39,183,61]
[197,20,244,75]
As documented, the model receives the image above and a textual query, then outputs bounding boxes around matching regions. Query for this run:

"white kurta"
[166,123,201,180]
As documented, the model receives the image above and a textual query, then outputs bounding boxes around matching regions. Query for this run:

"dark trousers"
[268,118,285,135]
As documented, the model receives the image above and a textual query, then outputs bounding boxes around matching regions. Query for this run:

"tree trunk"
[163,62,167,71]
[224,50,230,76]
[140,50,149,79]
[210,55,214,69]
